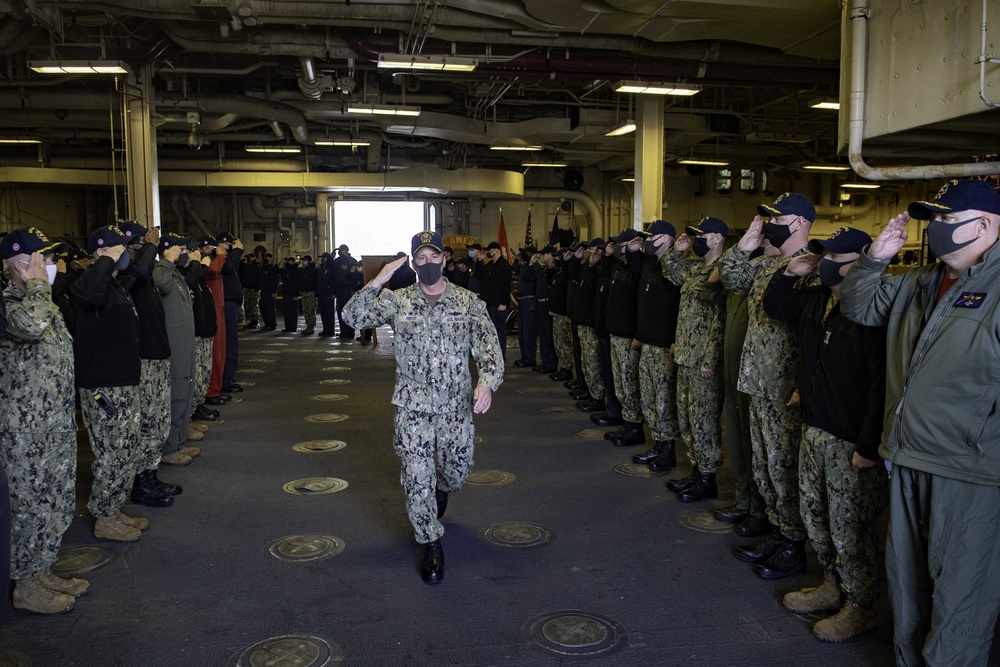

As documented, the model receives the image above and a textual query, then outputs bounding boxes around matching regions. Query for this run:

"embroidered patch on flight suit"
[954,292,986,308]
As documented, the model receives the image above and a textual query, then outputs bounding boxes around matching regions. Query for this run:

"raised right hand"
[373,255,408,288]
[105,245,126,262]
[784,253,822,277]
[869,212,910,261]
[737,215,764,252]
[21,252,49,282]
[673,234,691,253]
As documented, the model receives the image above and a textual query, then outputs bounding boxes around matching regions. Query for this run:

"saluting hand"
[673,234,691,253]
[473,385,493,414]
[21,252,49,282]
[738,215,764,252]
[784,253,822,277]
[373,255,408,288]
[869,212,909,261]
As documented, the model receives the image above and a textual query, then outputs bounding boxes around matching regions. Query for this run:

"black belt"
[519,295,536,299]
[537,298,549,302]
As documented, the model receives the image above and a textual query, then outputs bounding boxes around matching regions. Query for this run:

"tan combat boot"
[39,569,89,597]
[782,570,842,613]
[186,425,205,441]
[161,451,192,465]
[116,511,150,531]
[181,445,201,458]
[13,576,76,614]
[189,422,209,433]
[812,601,877,642]
[94,515,141,542]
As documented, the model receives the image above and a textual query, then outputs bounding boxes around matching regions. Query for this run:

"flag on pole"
[524,208,533,249]
[497,209,511,261]
[549,212,560,246]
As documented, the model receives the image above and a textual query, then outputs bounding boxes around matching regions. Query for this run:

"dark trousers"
[223,300,240,387]
[0,461,10,617]
[517,296,538,364]
[536,300,557,369]
[282,295,298,331]
[260,290,277,328]
[571,321,588,393]
[487,306,508,360]
[336,291,355,338]
[598,335,622,418]
[318,292,336,334]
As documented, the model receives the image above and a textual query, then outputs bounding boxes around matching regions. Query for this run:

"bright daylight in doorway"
[332,201,430,258]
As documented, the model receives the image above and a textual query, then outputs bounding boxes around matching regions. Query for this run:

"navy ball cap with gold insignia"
[411,230,444,255]
[908,179,1000,220]
[0,227,67,260]
[87,225,128,254]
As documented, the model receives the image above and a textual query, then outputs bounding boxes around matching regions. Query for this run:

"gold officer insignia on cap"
[934,180,959,200]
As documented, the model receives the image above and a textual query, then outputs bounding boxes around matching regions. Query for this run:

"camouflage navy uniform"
[662,253,725,473]
[552,315,574,377]
[719,246,813,542]
[195,337,213,403]
[578,325,604,401]
[343,280,504,544]
[609,337,641,423]
[301,291,317,329]
[137,359,170,470]
[0,279,77,579]
[244,288,260,325]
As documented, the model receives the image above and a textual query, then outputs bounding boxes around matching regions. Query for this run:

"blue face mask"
[115,252,131,271]
[818,257,853,287]
[926,215,981,258]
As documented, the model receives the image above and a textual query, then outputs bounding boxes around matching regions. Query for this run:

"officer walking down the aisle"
[343,231,504,584]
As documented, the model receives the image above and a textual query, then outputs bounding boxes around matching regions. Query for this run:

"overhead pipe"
[249,196,317,220]
[848,0,1000,180]
[178,195,212,237]
[979,0,999,109]
[157,92,309,144]
[298,57,325,100]
[522,188,603,234]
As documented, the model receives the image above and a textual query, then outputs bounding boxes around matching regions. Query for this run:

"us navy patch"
[954,292,986,308]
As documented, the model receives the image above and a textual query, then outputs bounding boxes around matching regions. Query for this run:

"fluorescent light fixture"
[605,119,637,137]
[810,98,841,110]
[678,158,729,166]
[621,177,636,182]
[29,60,130,74]
[614,80,699,96]
[522,161,569,168]
[804,165,850,171]
[0,138,41,144]
[377,53,477,72]
[840,182,881,189]
[346,104,421,117]
[490,143,543,151]
[245,146,302,154]
[315,140,372,147]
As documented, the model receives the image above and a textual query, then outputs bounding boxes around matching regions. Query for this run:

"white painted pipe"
[848,0,1000,180]
[980,0,999,109]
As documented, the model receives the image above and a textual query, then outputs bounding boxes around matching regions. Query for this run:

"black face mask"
[692,238,711,258]
[415,261,443,284]
[176,252,189,267]
[818,257,853,287]
[762,221,793,250]
[643,240,660,255]
[927,215,981,258]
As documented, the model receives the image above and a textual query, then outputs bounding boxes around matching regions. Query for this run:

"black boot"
[576,399,604,413]
[435,489,449,519]
[753,539,807,580]
[604,424,630,441]
[192,404,219,421]
[632,441,663,465]
[665,465,698,492]
[647,441,677,471]
[421,539,445,584]
[611,422,645,447]
[677,471,718,502]
[734,532,785,563]
[569,390,590,401]
[591,412,624,427]
[150,469,183,496]
[130,471,174,507]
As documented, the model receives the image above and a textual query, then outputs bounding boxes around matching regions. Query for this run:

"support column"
[633,96,664,228]
[125,64,160,228]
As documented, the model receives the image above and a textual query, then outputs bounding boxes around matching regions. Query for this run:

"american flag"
[524,209,533,248]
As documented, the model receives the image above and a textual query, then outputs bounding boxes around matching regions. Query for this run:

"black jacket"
[332,255,359,294]
[182,262,217,338]
[222,247,244,302]
[547,264,569,316]
[480,258,512,308]
[605,253,642,339]
[259,263,280,291]
[593,255,616,338]
[240,260,260,290]
[298,264,319,292]
[570,261,600,326]
[762,270,887,460]
[124,243,171,361]
[70,256,141,388]
[516,262,542,298]
[279,264,299,296]
[51,270,76,335]
[636,253,680,347]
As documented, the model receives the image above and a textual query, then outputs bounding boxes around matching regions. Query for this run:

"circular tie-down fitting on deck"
[325,350,351,354]
[480,522,554,549]
[256,350,281,354]
[232,635,343,667]
[239,368,266,374]
[312,394,349,402]
[525,610,628,658]
[237,381,256,387]
[292,440,347,453]
[516,386,558,395]
[264,343,289,346]
[317,378,351,386]
[265,535,346,563]
[465,469,515,486]
[51,546,116,576]
[473,435,485,444]
[540,405,576,414]
[573,428,608,440]
[612,463,667,477]
[321,367,352,372]
[679,510,734,534]
[304,413,349,423]
[282,477,349,495]
[0,649,32,666]
[243,358,276,363]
